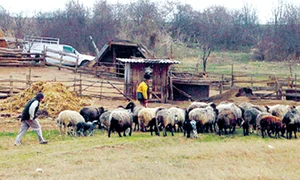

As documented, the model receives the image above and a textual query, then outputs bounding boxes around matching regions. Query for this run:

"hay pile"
[0,81,91,117]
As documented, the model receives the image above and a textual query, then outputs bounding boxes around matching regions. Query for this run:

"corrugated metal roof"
[116,58,180,64]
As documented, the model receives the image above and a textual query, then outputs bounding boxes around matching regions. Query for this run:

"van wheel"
[80,60,90,67]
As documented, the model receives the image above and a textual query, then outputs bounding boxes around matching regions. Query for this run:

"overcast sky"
[0,0,298,24]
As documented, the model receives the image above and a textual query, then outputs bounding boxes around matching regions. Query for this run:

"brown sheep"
[260,115,285,138]
[216,108,237,136]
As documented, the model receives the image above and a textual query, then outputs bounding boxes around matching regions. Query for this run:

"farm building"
[97,40,154,64]
[96,40,214,102]
[117,58,180,103]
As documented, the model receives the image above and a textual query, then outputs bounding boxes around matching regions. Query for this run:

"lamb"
[155,109,176,136]
[74,120,98,136]
[183,119,198,138]
[188,104,217,133]
[107,102,135,137]
[216,108,237,136]
[137,107,165,135]
[79,106,105,129]
[168,107,188,132]
[56,110,85,135]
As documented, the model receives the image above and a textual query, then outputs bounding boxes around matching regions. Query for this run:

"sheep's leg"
[163,127,167,137]
[108,128,112,137]
[261,129,265,138]
[118,131,122,137]
[129,127,132,136]
[171,125,175,136]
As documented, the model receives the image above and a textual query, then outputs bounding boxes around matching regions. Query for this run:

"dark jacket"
[21,98,40,121]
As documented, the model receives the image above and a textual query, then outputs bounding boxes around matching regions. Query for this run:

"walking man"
[14,92,48,145]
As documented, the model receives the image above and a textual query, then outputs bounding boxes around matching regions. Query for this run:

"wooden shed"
[117,58,180,103]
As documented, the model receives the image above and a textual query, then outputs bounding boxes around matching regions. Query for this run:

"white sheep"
[188,105,217,133]
[107,108,133,137]
[217,102,243,126]
[168,107,187,132]
[156,109,176,136]
[266,104,291,120]
[138,107,165,135]
[56,110,85,135]
[187,102,209,113]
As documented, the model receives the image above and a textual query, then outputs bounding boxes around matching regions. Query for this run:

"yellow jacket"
[137,81,148,99]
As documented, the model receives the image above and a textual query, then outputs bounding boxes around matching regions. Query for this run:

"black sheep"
[75,121,98,136]
[79,106,105,129]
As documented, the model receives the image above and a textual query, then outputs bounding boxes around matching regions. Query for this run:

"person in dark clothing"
[14,92,48,145]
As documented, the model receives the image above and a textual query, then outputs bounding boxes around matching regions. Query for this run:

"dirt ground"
[1,66,300,133]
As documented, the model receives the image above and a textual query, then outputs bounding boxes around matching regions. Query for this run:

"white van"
[23,36,95,67]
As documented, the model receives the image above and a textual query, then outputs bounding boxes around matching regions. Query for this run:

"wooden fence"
[1,47,300,101]
[0,48,45,66]
[0,68,125,100]
[171,64,300,101]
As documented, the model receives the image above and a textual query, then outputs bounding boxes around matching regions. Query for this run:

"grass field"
[1,126,300,180]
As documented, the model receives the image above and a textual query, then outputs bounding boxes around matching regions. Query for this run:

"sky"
[0,0,298,24]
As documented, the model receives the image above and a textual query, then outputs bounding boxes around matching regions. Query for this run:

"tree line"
[0,0,300,61]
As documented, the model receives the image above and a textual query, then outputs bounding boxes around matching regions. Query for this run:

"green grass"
[1,126,300,179]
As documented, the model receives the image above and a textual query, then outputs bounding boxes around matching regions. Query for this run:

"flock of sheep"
[54,100,300,139]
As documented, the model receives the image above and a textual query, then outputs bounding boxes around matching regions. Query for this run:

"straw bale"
[0,81,90,117]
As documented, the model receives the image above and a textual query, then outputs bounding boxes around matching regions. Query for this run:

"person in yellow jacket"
[137,73,151,107]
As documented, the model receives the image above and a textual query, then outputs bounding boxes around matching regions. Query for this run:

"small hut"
[116,58,180,103]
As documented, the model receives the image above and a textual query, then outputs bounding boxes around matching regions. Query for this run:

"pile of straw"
[0,81,90,117]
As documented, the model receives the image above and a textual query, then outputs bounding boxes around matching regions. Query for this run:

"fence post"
[59,53,63,70]
[9,75,13,96]
[100,79,103,100]
[75,55,79,73]
[219,74,224,94]
[28,68,32,86]
[41,46,46,66]
[231,64,234,87]
[295,73,297,100]
[79,72,82,97]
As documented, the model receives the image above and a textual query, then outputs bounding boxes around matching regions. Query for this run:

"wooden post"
[28,67,31,86]
[75,55,79,73]
[169,74,173,101]
[73,74,76,92]
[59,53,63,70]
[41,45,46,66]
[251,75,253,88]
[79,72,82,97]
[220,74,224,94]
[231,64,234,87]
[295,73,297,101]
[9,75,13,96]
[100,80,103,100]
